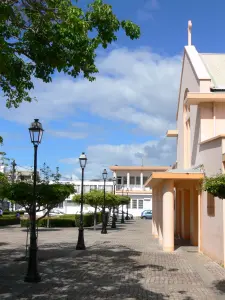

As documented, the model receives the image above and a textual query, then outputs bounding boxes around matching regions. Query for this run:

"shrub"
[203,174,225,199]
[20,212,102,228]
[0,217,20,226]
[2,210,25,215]
[59,214,74,219]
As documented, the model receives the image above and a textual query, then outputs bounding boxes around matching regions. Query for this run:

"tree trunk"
[94,205,97,230]
[107,208,112,225]
[47,212,50,228]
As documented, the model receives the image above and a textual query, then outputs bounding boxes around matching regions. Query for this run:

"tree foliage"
[73,190,130,209]
[0,0,140,109]
[118,195,130,205]
[203,174,225,199]
[0,151,11,167]
[4,163,75,219]
[0,171,10,204]
[6,181,75,218]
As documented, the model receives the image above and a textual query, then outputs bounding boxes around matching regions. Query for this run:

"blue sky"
[1,0,225,180]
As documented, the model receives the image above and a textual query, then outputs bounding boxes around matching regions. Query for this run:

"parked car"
[141,210,152,219]
[110,211,133,220]
[24,210,64,218]
[49,210,64,216]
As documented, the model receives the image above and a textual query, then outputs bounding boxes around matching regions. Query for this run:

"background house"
[54,180,114,214]
[110,166,169,217]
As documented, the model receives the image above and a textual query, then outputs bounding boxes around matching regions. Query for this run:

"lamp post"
[125,188,129,220]
[11,160,16,211]
[76,152,87,250]
[101,169,107,234]
[24,119,44,283]
[121,186,125,224]
[111,177,117,229]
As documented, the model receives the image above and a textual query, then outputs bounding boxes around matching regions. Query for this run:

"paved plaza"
[1,220,225,299]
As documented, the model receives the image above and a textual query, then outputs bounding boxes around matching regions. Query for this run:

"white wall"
[57,187,152,217]
[117,194,152,217]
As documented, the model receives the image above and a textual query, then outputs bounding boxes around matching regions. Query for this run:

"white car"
[49,210,64,216]
[23,210,64,218]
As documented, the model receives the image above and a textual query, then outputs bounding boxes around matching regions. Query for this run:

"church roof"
[200,53,225,88]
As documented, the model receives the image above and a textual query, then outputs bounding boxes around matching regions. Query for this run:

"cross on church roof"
[188,20,192,46]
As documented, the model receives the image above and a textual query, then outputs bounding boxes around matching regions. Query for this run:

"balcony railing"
[116,184,151,191]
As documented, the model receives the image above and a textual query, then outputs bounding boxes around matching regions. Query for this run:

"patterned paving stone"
[0,220,225,299]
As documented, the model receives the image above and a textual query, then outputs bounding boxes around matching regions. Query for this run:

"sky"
[1,0,225,180]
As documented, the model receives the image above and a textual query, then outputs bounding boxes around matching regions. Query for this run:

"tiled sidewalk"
[0,220,225,299]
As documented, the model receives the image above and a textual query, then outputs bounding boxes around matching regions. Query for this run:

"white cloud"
[137,0,160,21]
[0,47,181,137]
[59,158,79,165]
[47,130,87,140]
[60,138,176,179]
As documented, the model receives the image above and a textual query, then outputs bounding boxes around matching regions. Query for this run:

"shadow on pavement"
[0,242,170,300]
[0,242,9,246]
[85,225,126,231]
[21,228,62,232]
[212,279,225,295]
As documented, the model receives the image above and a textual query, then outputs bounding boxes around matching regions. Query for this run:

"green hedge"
[0,217,20,226]
[20,212,102,228]
[2,211,25,215]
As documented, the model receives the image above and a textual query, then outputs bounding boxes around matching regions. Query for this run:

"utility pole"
[11,160,17,211]
[12,160,16,183]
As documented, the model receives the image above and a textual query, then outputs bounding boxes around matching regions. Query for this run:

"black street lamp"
[111,177,117,229]
[121,186,125,224]
[24,119,44,283]
[76,152,87,250]
[101,169,107,234]
[125,188,129,220]
[11,160,17,211]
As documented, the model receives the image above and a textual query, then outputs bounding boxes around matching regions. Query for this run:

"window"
[136,176,140,185]
[117,177,122,184]
[123,176,127,184]
[105,185,113,192]
[138,199,143,209]
[128,200,131,209]
[58,202,63,208]
[98,185,104,190]
[130,176,135,185]
[207,193,215,217]
[67,200,74,203]
[90,185,97,191]
[84,185,90,193]
[66,200,76,206]
[132,199,137,209]
[75,185,80,193]
[143,177,148,184]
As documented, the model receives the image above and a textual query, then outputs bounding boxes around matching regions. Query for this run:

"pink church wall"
[176,51,200,169]
[197,137,224,263]
[176,45,225,264]
[199,103,214,142]
[215,103,225,136]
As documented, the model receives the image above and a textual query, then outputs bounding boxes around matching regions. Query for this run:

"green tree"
[0,0,140,109]
[73,190,128,229]
[0,152,10,167]
[0,171,9,208]
[118,195,130,206]
[5,164,75,220]
[73,189,103,230]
